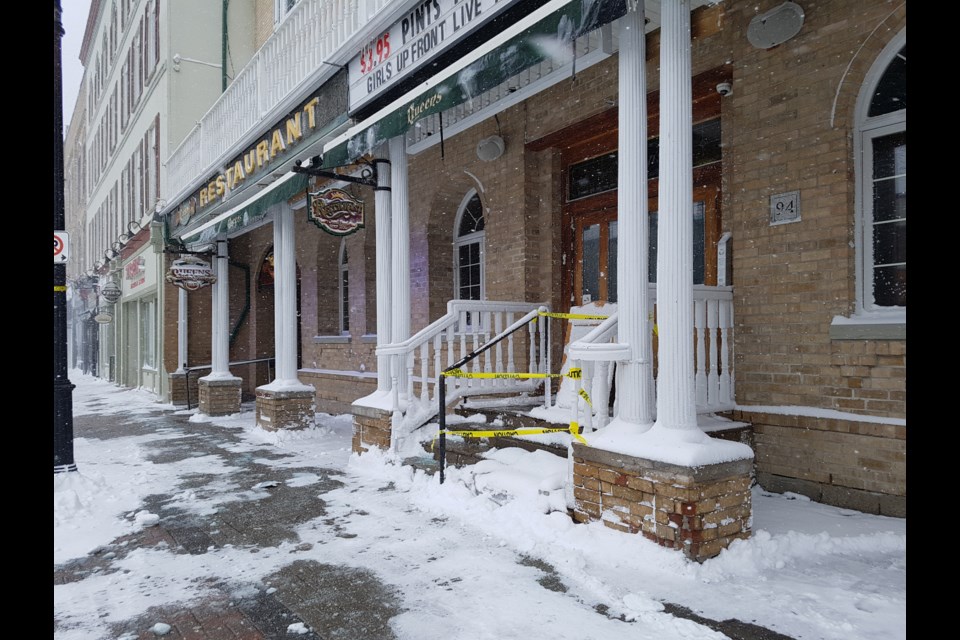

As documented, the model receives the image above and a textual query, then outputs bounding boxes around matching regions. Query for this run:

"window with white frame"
[275,0,301,24]
[855,36,905,315]
[339,240,349,334]
[454,190,485,303]
[141,298,156,369]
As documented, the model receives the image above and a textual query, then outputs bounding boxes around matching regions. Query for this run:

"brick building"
[159,0,906,557]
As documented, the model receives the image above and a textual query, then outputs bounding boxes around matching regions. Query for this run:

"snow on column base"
[255,385,316,431]
[350,404,393,454]
[571,441,754,562]
[197,377,242,416]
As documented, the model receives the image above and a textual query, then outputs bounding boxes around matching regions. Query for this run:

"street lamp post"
[54,0,77,473]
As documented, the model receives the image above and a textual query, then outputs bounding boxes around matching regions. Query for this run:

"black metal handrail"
[183,357,276,410]
[437,306,547,483]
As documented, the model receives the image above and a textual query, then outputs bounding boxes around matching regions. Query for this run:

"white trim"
[453,189,485,304]
[852,30,906,318]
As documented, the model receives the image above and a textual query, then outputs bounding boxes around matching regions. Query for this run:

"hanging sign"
[94,312,114,324]
[100,280,123,304]
[165,255,217,291]
[307,188,365,236]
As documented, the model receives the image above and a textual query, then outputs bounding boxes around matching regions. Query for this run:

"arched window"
[855,35,906,316]
[454,190,485,303]
[339,240,349,334]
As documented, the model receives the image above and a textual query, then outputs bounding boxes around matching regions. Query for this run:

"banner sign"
[307,188,366,236]
[326,0,626,168]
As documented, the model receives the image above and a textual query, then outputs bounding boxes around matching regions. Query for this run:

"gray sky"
[61,0,92,135]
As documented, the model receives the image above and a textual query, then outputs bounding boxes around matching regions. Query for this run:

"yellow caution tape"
[53,285,67,292]
[539,311,610,320]
[578,388,593,408]
[443,367,582,380]
[437,422,587,445]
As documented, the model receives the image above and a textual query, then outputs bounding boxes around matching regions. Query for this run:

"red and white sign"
[347,0,519,112]
[54,231,69,264]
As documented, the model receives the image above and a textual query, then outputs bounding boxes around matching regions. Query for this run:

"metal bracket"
[292,155,379,187]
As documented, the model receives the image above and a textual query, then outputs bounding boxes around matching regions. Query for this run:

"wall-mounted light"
[128,219,143,235]
[104,248,119,261]
[94,260,105,271]
[111,241,125,253]
[476,135,505,162]
[172,53,222,72]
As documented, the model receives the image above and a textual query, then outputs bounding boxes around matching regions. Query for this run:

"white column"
[374,148,393,393]
[653,0,700,435]
[616,2,653,427]
[390,136,411,393]
[276,205,299,382]
[274,214,286,379]
[177,287,188,373]
[210,238,232,377]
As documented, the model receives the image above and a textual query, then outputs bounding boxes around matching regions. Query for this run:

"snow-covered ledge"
[830,310,906,340]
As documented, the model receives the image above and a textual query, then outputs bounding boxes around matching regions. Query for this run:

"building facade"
[156,0,905,555]
[66,0,271,397]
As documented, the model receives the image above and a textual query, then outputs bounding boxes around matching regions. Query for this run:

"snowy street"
[54,373,906,640]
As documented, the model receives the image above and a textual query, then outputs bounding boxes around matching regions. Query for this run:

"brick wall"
[719,0,906,420]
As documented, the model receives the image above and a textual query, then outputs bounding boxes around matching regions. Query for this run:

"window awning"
[322,0,627,169]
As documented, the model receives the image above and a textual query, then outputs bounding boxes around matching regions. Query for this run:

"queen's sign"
[307,188,365,236]
[166,255,216,291]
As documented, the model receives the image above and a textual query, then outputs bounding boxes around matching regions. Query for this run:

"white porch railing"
[165,0,393,204]
[568,284,736,431]
[376,300,550,424]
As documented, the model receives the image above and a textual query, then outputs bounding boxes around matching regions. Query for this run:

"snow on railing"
[568,285,736,431]
[377,300,549,426]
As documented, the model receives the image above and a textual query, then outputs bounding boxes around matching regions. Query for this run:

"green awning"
[322,0,626,168]
[181,173,309,245]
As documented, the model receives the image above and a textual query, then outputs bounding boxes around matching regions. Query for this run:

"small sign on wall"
[770,191,800,225]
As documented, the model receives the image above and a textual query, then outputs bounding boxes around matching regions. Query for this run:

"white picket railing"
[376,300,550,421]
[165,0,393,203]
[568,284,736,431]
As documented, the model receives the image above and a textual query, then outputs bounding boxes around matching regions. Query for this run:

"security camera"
[716,82,733,97]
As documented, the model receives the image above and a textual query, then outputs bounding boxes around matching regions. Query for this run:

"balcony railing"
[165,0,393,205]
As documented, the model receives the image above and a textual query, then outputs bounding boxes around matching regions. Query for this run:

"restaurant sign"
[169,90,328,234]
[307,188,365,236]
[165,255,217,291]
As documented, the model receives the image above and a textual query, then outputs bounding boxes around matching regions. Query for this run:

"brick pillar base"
[197,377,242,416]
[169,372,188,408]
[572,442,753,562]
[255,387,316,431]
[350,405,392,454]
